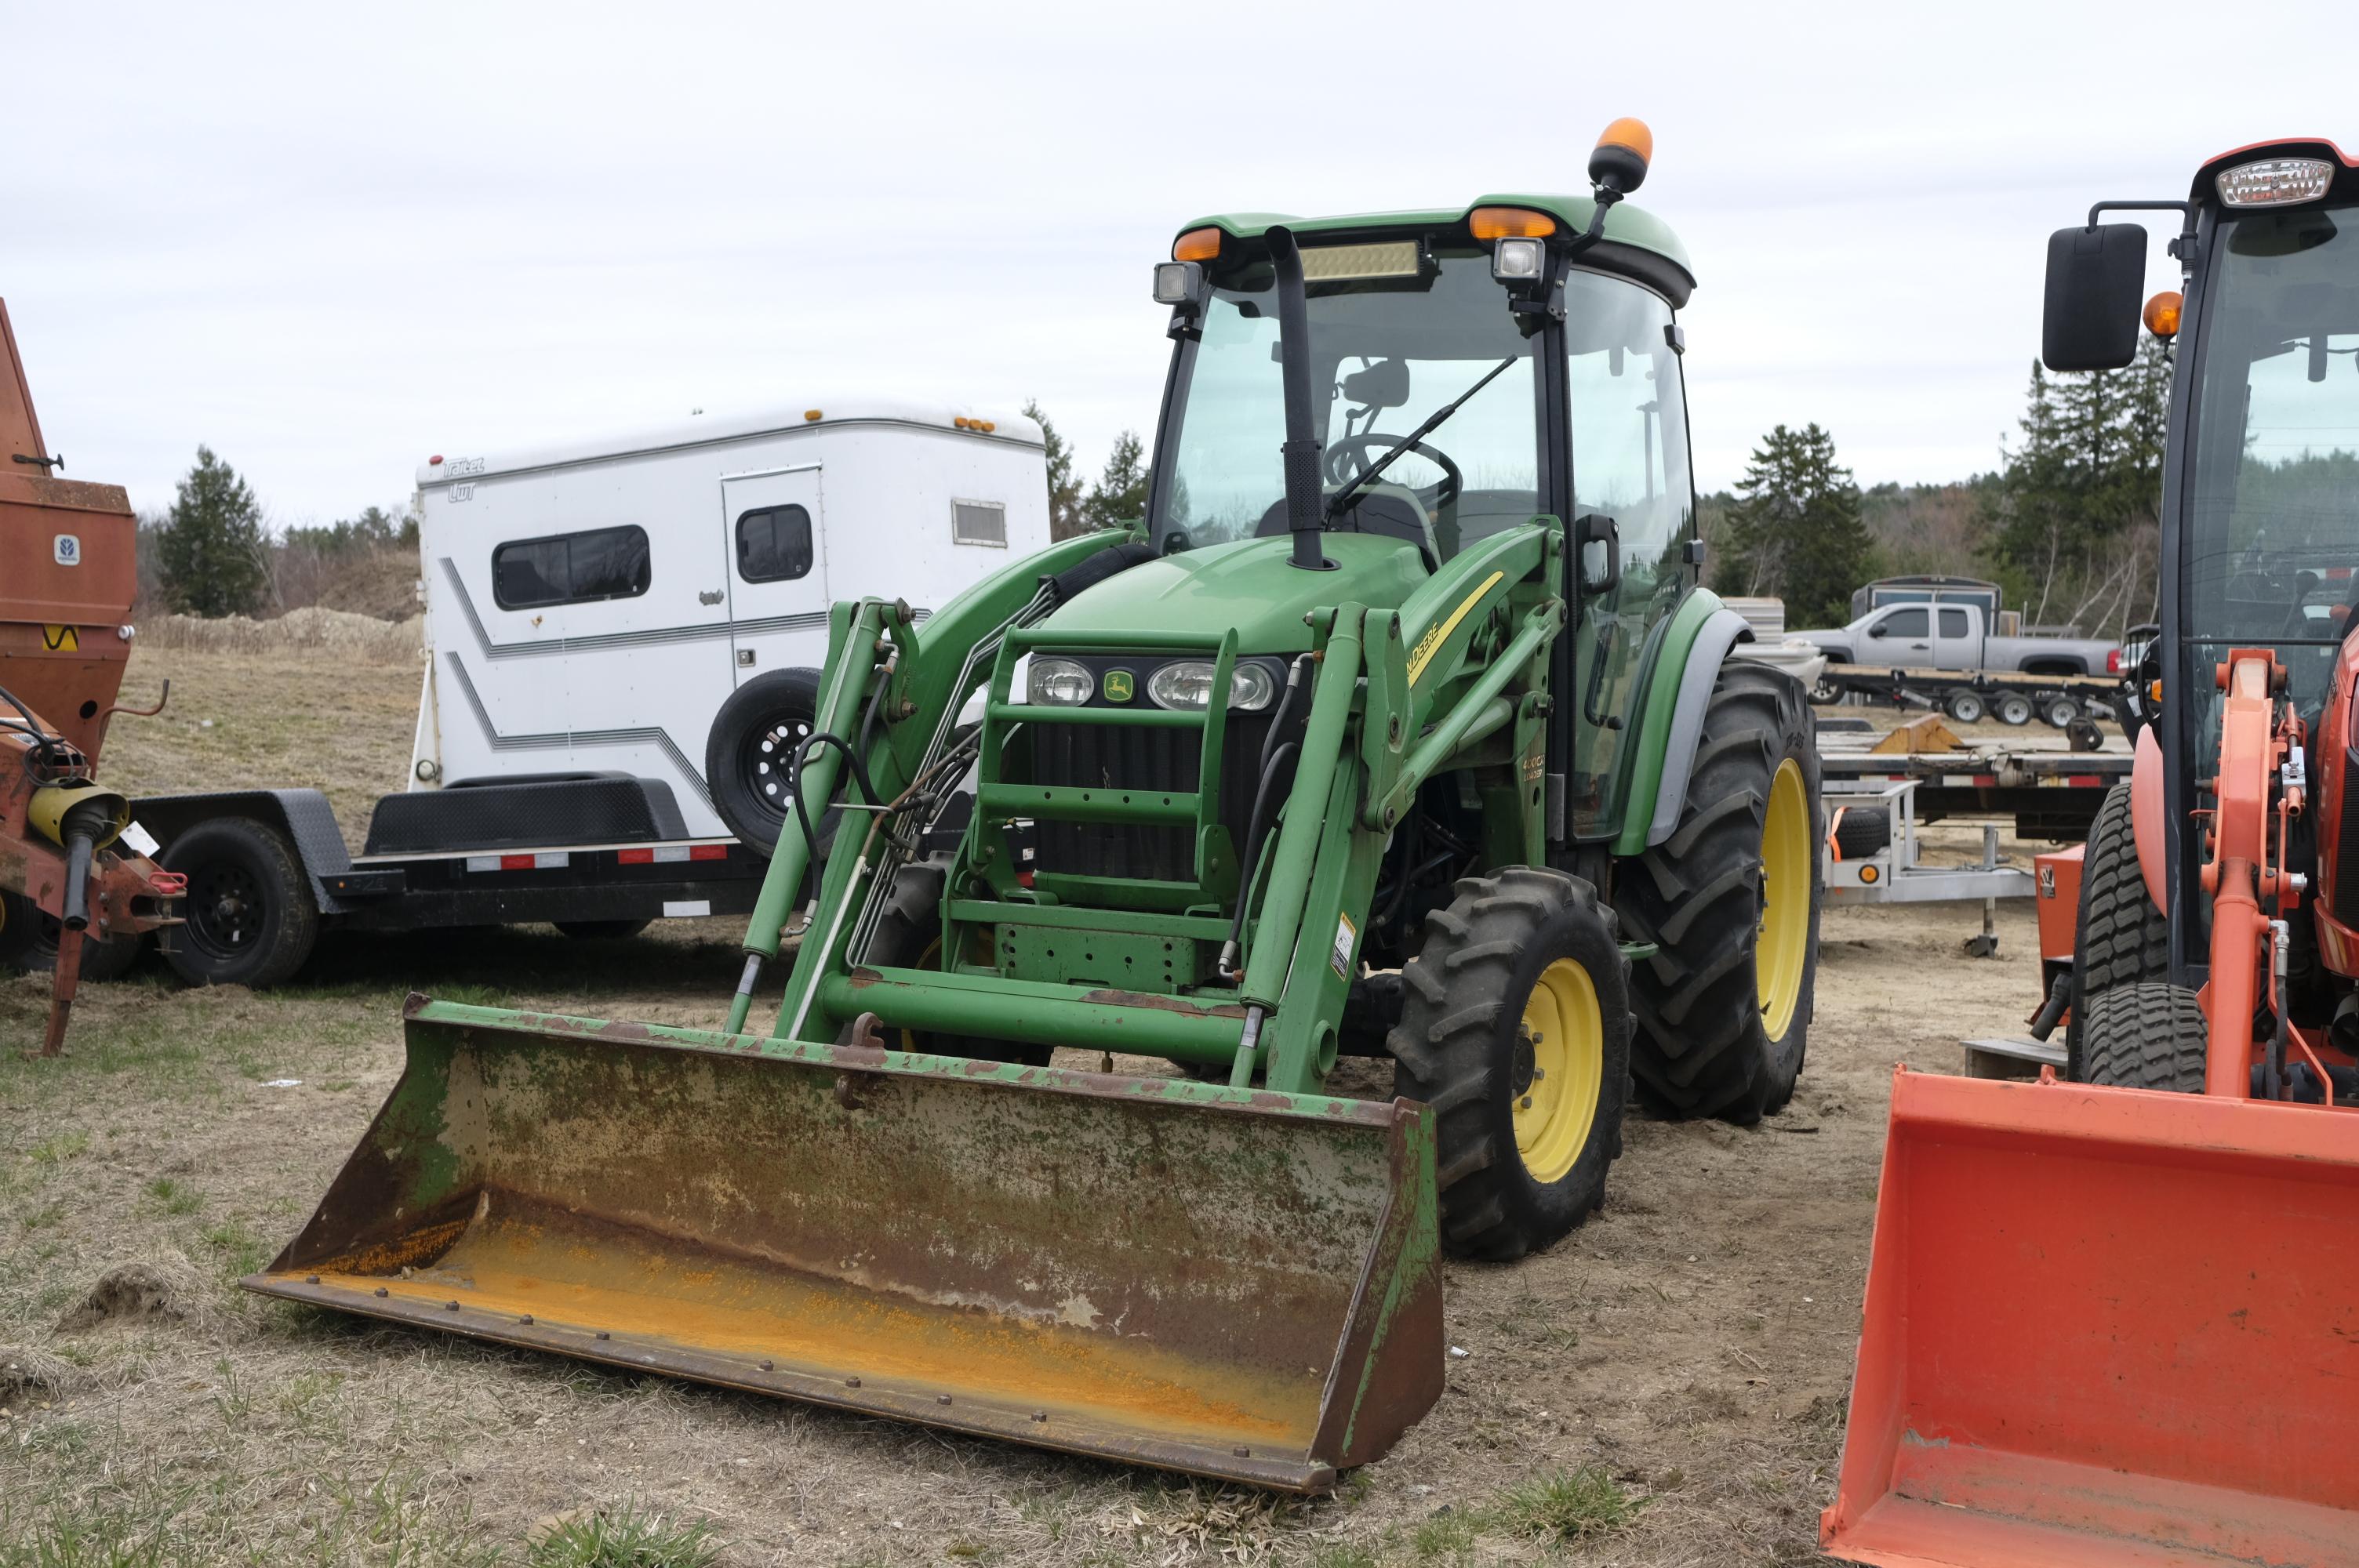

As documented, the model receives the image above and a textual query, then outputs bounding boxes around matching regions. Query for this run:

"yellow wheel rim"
[1513,957,1605,1184]
[1757,756,1811,1042]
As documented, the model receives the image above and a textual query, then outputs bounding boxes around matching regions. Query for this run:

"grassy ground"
[0,647,2055,1566]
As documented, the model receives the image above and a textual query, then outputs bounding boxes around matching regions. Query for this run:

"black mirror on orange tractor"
[2042,223,2147,371]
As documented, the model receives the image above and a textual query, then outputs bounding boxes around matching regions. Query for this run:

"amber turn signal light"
[1172,227,1223,263]
[1469,206,1557,241]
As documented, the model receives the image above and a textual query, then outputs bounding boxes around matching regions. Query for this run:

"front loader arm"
[729,529,1142,1037]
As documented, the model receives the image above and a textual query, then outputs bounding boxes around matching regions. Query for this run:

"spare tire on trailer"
[160,817,318,988]
[1826,803,1891,860]
[1617,662,1822,1124]
[705,667,831,857]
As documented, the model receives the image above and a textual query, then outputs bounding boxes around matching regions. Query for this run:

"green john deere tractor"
[248,119,1821,1494]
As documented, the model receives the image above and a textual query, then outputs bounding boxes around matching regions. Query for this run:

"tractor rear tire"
[1390,867,1630,1261]
[2080,982,2208,1093]
[863,852,1053,1068]
[1616,662,1821,1124]
[2066,782,2169,1080]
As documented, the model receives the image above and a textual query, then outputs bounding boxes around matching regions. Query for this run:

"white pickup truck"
[1796,601,2119,678]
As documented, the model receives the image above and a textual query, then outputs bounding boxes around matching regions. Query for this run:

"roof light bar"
[1299,241,1422,282]
[2217,158,2334,208]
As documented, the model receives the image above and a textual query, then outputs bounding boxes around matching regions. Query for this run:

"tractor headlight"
[2217,158,2335,208]
[1147,660,1276,712]
[1028,657,1096,706]
[1152,260,1205,307]
[1492,237,1546,281]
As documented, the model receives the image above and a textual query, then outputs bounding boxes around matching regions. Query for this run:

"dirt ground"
[1,648,2056,1566]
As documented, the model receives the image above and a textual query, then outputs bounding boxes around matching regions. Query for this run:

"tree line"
[1709,339,2174,635]
[144,445,419,619]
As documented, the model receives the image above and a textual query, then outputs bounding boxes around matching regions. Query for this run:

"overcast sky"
[8,1,2349,525]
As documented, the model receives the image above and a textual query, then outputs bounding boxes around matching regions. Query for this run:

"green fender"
[1610,587,1765,858]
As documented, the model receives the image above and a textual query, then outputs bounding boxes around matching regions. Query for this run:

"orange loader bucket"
[1823,1068,2359,1567]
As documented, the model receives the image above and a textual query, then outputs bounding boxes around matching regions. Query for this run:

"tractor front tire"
[1618,662,1821,1124]
[2066,782,2170,1080]
[2081,982,2208,1093]
[864,853,1053,1068]
[1390,867,1630,1261]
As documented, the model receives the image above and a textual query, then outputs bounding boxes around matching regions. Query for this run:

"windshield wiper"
[1325,354,1520,522]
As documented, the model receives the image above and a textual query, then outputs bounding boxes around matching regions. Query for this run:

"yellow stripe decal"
[1406,572,1503,685]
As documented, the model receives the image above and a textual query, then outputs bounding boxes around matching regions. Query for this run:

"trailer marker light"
[689,843,727,861]
[1172,227,1223,263]
[2217,158,2333,208]
[618,848,655,865]
[1468,207,1556,241]
[804,409,823,422]
[1859,863,1880,884]
[429,455,444,465]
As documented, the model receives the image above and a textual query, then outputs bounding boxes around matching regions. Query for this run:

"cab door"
[721,466,830,681]
[1565,273,1697,839]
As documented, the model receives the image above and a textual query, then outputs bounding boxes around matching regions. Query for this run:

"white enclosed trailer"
[408,399,1049,841]
[122,400,1052,988]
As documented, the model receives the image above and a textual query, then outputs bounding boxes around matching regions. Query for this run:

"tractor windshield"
[2183,198,2359,719]
[1155,246,1542,557]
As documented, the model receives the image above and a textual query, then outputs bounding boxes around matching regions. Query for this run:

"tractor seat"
[1256,485,1445,570]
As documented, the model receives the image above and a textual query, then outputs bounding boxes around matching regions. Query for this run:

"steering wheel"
[1324,435,1463,554]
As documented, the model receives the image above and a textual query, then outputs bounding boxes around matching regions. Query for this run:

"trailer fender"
[1619,601,1756,853]
[131,789,354,912]
[2131,721,2167,913]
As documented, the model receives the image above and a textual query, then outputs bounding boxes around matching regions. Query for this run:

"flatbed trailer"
[1815,662,2122,732]
[1816,742,2128,843]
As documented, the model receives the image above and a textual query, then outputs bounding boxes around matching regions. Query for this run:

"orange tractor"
[1824,140,2359,1566]
[1,298,182,1054]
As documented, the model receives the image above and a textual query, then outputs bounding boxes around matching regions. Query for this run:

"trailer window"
[492,525,651,609]
[952,500,1008,547]
[736,505,814,583]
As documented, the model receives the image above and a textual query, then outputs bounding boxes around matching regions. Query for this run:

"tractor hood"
[1044,534,1431,654]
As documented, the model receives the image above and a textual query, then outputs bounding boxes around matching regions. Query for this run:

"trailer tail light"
[617,844,729,865]
[464,852,569,873]
[2108,648,2122,673]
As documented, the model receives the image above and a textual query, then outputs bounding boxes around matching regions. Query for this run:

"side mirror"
[2043,223,2147,371]
[1868,622,1888,638]
[1575,514,1620,593]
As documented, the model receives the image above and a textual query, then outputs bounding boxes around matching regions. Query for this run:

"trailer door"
[721,466,830,684]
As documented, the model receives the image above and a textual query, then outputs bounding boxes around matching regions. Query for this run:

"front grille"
[1030,713,1272,884]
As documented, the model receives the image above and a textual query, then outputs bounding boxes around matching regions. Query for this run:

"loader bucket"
[243,996,1442,1493]
[1823,1068,2359,1567]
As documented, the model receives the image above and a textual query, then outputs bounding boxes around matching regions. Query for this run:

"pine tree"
[1712,423,1874,627]
[1024,400,1087,539]
[158,447,270,617]
[1081,430,1149,531]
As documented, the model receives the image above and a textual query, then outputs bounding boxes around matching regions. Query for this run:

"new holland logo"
[1103,669,1134,702]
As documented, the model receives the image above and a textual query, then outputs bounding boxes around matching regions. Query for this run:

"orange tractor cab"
[0,298,182,1053]
[1825,141,2359,1566]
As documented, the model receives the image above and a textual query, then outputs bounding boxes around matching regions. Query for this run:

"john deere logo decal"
[1104,670,1134,702]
